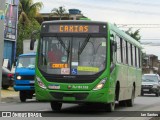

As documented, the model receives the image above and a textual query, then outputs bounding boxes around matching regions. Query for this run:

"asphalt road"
[0,94,160,120]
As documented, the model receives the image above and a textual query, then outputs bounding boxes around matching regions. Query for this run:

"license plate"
[30,81,35,84]
[48,85,60,90]
[143,89,149,91]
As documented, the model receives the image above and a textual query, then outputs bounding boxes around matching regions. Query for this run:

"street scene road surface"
[0,88,160,120]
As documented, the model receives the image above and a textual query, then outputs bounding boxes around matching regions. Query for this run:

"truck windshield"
[17,56,35,68]
[38,36,107,75]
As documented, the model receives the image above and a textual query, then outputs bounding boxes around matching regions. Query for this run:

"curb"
[1,96,19,103]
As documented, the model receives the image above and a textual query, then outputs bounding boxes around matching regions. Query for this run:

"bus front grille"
[50,92,89,100]
[44,75,97,83]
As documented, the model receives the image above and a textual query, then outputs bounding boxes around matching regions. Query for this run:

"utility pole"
[0,0,5,102]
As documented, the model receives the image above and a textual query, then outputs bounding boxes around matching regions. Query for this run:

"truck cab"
[14,53,36,102]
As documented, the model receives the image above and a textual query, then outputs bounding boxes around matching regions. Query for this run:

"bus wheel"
[126,87,135,107]
[119,100,126,107]
[105,94,116,112]
[105,102,115,112]
[20,91,27,102]
[50,102,62,111]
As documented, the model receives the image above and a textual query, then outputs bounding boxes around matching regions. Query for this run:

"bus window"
[116,36,121,63]
[127,42,131,66]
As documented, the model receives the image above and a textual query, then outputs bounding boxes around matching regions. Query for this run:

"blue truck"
[14,53,36,102]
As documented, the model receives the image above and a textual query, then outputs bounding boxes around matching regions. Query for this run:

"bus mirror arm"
[114,41,117,52]
[30,30,39,50]
[30,39,35,50]
[111,41,117,52]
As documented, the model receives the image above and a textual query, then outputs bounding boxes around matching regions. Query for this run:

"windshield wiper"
[56,36,70,53]
[78,35,90,55]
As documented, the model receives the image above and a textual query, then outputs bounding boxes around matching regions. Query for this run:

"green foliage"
[50,6,69,20]
[19,0,43,25]
[16,19,40,56]
[17,0,43,56]
[125,28,141,42]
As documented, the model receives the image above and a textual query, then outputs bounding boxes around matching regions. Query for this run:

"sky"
[34,0,160,59]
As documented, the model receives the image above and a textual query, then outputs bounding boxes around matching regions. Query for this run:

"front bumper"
[14,86,34,91]
[14,80,35,91]
[141,87,159,94]
[35,85,114,103]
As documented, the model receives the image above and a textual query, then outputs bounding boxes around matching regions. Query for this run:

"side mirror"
[30,39,35,50]
[13,58,17,66]
[111,40,117,52]
[30,30,39,50]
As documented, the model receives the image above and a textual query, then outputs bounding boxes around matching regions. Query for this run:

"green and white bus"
[30,20,142,112]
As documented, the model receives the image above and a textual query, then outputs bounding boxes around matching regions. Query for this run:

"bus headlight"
[36,76,47,89]
[93,79,106,90]
[17,76,22,80]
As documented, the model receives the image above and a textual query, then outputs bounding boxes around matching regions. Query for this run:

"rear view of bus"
[31,21,141,112]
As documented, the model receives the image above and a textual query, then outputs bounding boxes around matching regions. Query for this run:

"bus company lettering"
[59,25,88,33]
[68,85,89,89]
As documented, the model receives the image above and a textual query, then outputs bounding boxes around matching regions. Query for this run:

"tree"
[18,0,43,25]
[17,0,43,56]
[50,6,69,20]
[16,19,40,56]
[125,28,141,42]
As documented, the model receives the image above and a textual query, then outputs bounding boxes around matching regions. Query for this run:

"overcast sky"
[34,0,160,58]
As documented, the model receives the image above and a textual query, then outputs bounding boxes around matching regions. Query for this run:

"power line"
[108,0,160,8]
[117,24,160,28]
[54,0,160,16]
[141,39,160,40]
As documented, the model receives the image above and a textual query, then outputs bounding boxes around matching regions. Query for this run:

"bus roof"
[41,20,142,48]
[109,23,142,49]
[19,52,36,57]
[42,20,107,25]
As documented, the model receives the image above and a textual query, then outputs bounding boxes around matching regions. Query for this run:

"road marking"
[38,109,51,111]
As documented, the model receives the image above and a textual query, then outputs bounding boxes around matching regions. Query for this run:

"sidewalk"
[1,87,19,103]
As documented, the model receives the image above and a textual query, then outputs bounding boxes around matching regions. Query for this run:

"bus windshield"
[17,56,35,68]
[38,36,106,75]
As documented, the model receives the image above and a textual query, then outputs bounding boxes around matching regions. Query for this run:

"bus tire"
[126,87,135,107]
[119,100,126,107]
[105,92,116,112]
[50,102,62,111]
[105,102,115,112]
[20,91,27,102]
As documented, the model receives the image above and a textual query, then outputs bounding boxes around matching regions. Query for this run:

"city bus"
[30,20,142,112]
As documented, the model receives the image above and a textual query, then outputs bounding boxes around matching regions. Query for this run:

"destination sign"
[49,25,99,33]
[51,63,68,68]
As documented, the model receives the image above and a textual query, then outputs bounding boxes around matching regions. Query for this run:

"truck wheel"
[155,92,159,97]
[141,92,144,96]
[126,87,135,107]
[50,102,62,111]
[20,91,27,102]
